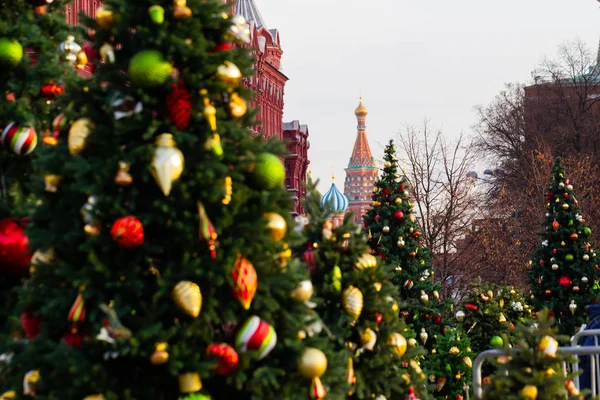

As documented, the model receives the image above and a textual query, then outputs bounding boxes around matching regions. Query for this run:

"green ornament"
[569,219,574,226]
[148,5,165,24]
[247,153,285,190]
[584,227,592,236]
[489,336,503,349]
[0,38,23,67]
[332,266,342,292]
[128,50,173,88]
[565,254,574,262]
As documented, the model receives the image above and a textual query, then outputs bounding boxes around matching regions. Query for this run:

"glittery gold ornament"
[32,248,55,269]
[173,0,192,20]
[537,335,558,358]
[0,391,15,400]
[342,286,363,320]
[229,92,247,118]
[75,50,88,69]
[360,328,377,350]
[520,385,538,400]
[68,118,93,155]
[264,212,287,242]
[150,133,184,196]
[178,372,201,393]
[217,61,242,87]
[291,280,313,303]
[373,201,381,207]
[463,356,472,368]
[44,174,63,192]
[202,96,217,132]
[173,281,202,318]
[499,313,507,323]
[387,333,407,357]
[150,342,169,365]
[373,282,382,292]
[355,253,377,270]
[114,161,133,186]
[298,348,328,399]
[96,6,115,29]
[448,346,460,355]
[419,328,428,344]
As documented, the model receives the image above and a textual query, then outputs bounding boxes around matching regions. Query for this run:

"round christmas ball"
[263,212,287,242]
[382,225,390,233]
[393,211,404,220]
[0,38,23,67]
[489,336,503,349]
[247,153,285,190]
[1,123,37,156]
[565,254,574,262]
[387,332,407,357]
[235,316,277,360]
[128,50,173,88]
[520,385,538,400]
[455,310,465,322]
[0,218,32,276]
[297,348,327,378]
[110,216,144,249]
[584,227,592,236]
[551,264,559,271]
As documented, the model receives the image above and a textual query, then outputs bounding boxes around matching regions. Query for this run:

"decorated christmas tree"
[2,1,345,398]
[0,0,78,384]
[425,326,473,400]
[483,309,582,400]
[456,281,532,355]
[527,158,600,336]
[363,141,449,358]
[295,180,431,400]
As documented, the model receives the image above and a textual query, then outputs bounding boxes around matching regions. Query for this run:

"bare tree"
[398,121,484,298]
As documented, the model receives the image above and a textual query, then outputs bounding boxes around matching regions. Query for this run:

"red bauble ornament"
[465,303,478,311]
[393,211,404,220]
[375,214,380,223]
[20,312,41,340]
[400,185,405,191]
[412,231,421,238]
[212,42,233,52]
[552,220,559,232]
[40,82,65,100]
[382,188,391,197]
[231,255,257,310]
[0,218,31,275]
[435,315,441,323]
[166,81,192,130]
[374,312,383,324]
[62,329,83,347]
[206,343,239,375]
[559,276,572,287]
[110,216,144,249]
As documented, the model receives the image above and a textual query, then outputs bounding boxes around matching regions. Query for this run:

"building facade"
[344,98,378,224]
[68,0,310,215]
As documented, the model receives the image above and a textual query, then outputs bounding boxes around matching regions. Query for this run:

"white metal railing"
[472,346,600,399]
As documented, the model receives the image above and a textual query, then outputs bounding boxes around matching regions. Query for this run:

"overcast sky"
[255,0,600,194]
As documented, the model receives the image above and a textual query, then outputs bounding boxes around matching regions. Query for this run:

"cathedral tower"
[344,97,378,224]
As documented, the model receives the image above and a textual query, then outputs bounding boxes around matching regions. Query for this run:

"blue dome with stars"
[321,180,349,213]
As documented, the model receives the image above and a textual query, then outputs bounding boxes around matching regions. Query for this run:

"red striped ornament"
[1,122,37,155]
[68,294,86,323]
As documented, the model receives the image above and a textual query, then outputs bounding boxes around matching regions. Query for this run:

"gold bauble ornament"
[395,198,402,205]
[115,161,133,187]
[173,281,202,318]
[291,280,314,303]
[0,392,16,400]
[520,385,538,400]
[419,328,428,344]
[99,43,115,63]
[229,93,247,118]
[387,333,407,357]
[373,282,383,292]
[408,338,417,347]
[32,248,56,267]
[448,346,460,356]
[150,342,169,365]
[151,133,184,196]
[202,95,217,132]
[355,253,377,270]
[383,161,392,168]
[217,61,242,87]
[463,356,472,368]
[68,118,93,155]
[298,348,328,378]
[83,396,106,400]
[264,212,287,242]
[278,243,292,268]
[178,372,202,393]
[96,6,115,29]
[75,50,88,69]
[433,290,440,300]
[173,0,192,19]
[360,328,377,350]
[420,290,429,303]
[537,335,558,358]
[499,313,507,323]
[342,286,363,320]
[44,174,63,192]
[382,225,390,233]
[373,201,381,207]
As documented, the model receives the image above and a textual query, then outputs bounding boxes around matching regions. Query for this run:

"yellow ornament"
[75,50,88,69]
[419,328,428,344]
[278,243,292,268]
[150,342,169,365]
[360,328,377,350]
[291,280,314,303]
[463,356,472,368]
[96,6,115,29]
[222,176,232,205]
[23,370,40,396]
[448,346,460,355]
[114,161,133,187]
[178,372,202,393]
[499,298,505,308]
[537,335,558,358]
[355,253,377,270]
[373,201,381,207]
[298,348,328,378]
[202,96,217,132]
[217,61,242,87]
[150,133,184,196]
[499,313,507,323]
[100,43,116,63]
[32,248,56,267]
[173,0,192,19]
[342,286,363,320]
[229,93,247,118]
[0,392,16,400]
[44,174,63,192]
[373,282,383,292]
[83,396,106,400]
[264,212,287,242]
[173,281,202,318]
[408,338,417,347]
[520,385,538,400]
[387,333,407,357]
[68,118,93,155]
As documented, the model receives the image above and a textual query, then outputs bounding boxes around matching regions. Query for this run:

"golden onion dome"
[354,97,368,116]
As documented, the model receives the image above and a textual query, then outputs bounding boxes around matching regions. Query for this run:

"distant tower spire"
[331,165,335,182]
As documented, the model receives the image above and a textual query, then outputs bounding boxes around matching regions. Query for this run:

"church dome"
[354,97,368,116]
[321,181,349,212]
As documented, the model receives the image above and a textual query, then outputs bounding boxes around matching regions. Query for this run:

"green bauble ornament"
[0,38,23,67]
[584,227,592,236]
[248,153,285,190]
[565,254,574,262]
[128,50,172,88]
[489,336,503,349]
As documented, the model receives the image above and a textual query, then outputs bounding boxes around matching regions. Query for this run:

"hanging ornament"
[264,212,287,242]
[538,335,558,357]
[420,291,429,303]
[419,328,428,345]
[229,93,247,118]
[0,218,31,276]
[58,35,81,63]
[346,357,356,388]
[173,0,192,19]
[23,370,40,396]
[173,281,202,318]
[342,286,363,320]
[217,61,242,87]
[68,292,86,328]
[360,328,377,350]
[585,227,592,236]
[582,276,589,283]
[551,264,559,271]
[552,220,559,231]
[397,238,405,247]
[167,82,191,129]
[291,280,314,303]
[44,113,67,145]
[44,174,63,192]
[247,153,286,190]
[584,254,590,261]
[206,343,239,376]
[148,5,166,24]
[178,372,202,394]
[382,225,390,233]
[151,133,184,196]
[393,211,404,220]
[114,161,133,187]
[0,38,23,67]
[558,276,572,287]
[569,300,577,315]
[40,82,65,100]
[499,313,507,323]
[222,176,233,205]
[196,201,218,259]
[129,50,172,88]
[227,15,251,44]
[355,253,377,270]
[387,333,407,357]
[235,316,277,359]
[20,312,41,340]
[298,348,328,400]
[68,118,93,155]
[111,216,144,249]
[332,266,342,292]
[1,122,37,156]
[404,280,414,290]
[455,310,465,321]
[465,303,478,311]
[205,132,223,158]
[150,342,169,365]
[562,203,569,210]
[278,243,292,268]
[489,336,503,348]
[98,303,132,341]
[303,243,317,275]
[231,255,257,310]
[96,6,115,29]
[80,196,101,235]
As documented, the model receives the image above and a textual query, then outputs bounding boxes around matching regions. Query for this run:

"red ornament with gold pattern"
[231,255,257,309]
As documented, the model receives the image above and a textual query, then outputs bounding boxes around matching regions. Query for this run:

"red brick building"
[67,0,310,215]
[344,98,378,224]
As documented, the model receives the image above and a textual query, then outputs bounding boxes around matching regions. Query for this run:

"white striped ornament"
[1,122,37,155]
